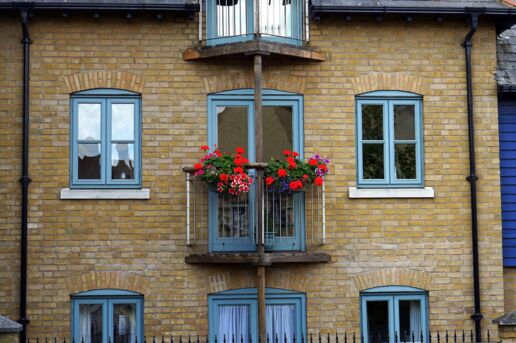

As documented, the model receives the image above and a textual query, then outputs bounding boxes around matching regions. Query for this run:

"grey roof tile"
[0,316,22,333]
[312,0,510,9]
[497,27,516,87]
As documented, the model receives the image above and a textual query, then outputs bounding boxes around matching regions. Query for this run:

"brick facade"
[0,11,505,339]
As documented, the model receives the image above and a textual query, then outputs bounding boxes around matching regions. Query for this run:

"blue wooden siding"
[499,100,516,266]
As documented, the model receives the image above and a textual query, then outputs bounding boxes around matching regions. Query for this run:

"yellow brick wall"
[0,333,19,343]
[504,269,516,312]
[0,12,504,340]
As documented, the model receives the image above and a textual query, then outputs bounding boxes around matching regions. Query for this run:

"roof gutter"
[462,13,483,343]
[0,1,198,12]
[310,5,516,16]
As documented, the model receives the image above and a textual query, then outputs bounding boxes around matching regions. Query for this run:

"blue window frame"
[356,91,423,187]
[206,0,303,46]
[207,89,304,252]
[208,288,306,343]
[360,286,428,343]
[70,89,141,188]
[71,289,144,343]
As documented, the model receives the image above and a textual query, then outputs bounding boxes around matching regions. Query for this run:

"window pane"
[263,106,293,161]
[362,105,383,140]
[266,304,296,343]
[362,144,384,179]
[366,301,389,343]
[265,192,295,240]
[79,304,103,343]
[218,305,249,342]
[78,103,101,141]
[218,106,248,154]
[112,104,135,141]
[218,193,250,238]
[78,143,101,180]
[113,303,137,343]
[398,300,422,343]
[216,0,248,37]
[260,0,293,37]
[395,144,416,180]
[394,105,416,140]
[112,143,135,180]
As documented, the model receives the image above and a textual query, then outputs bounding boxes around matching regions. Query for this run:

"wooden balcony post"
[253,52,266,343]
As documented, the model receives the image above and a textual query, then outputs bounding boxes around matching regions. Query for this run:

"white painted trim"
[348,187,435,199]
[60,188,150,200]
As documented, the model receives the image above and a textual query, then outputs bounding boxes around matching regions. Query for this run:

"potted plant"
[264,150,330,193]
[194,145,253,196]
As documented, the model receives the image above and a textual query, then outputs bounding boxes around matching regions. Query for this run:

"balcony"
[183,165,330,264]
[183,0,325,61]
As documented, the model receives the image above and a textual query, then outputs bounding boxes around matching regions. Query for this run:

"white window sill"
[348,187,435,199]
[60,188,150,200]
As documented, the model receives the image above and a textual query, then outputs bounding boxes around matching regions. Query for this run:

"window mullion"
[102,99,108,185]
[387,100,394,184]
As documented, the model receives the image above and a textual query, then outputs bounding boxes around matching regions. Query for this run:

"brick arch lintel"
[64,71,145,94]
[67,271,148,295]
[352,268,432,292]
[203,71,306,95]
[207,269,307,294]
[351,73,428,95]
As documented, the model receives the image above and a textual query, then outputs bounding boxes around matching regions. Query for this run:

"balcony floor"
[185,251,331,265]
[183,40,325,62]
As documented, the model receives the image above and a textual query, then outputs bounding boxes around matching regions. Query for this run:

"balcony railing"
[199,0,309,46]
[184,165,326,254]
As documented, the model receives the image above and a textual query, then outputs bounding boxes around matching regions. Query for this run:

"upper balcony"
[183,165,330,264]
[183,0,325,61]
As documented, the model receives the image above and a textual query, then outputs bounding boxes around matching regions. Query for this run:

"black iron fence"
[27,331,495,343]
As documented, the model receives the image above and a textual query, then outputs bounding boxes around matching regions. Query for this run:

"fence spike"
[352,332,355,343]
[327,333,330,343]
[462,331,465,343]
[360,333,364,343]
[421,331,424,343]
[453,330,457,343]
[395,331,398,343]
[249,333,252,343]
[310,333,313,343]
[81,337,84,343]
[445,331,449,343]
[64,338,67,343]
[301,333,305,343]
[154,336,157,343]
[469,331,473,343]
[336,332,338,343]
[215,335,217,343]
[276,333,279,343]
[136,336,138,343]
[285,333,288,343]
[412,331,415,343]
[108,336,111,343]
[319,333,321,343]
[294,333,297,343]
[487,330,491,343]
[198,335,200,343]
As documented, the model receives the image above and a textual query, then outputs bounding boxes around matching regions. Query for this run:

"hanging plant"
[194,145,253,196]
[264,150,330,193]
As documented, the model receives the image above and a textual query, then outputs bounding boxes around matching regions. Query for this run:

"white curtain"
[79,304,102,343]
[409,301,421,342]
[266,305,296,343]
[115,305,137,343]
[218,305,249,343]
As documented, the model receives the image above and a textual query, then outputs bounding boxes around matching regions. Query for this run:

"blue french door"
[361,292,427,343]
[73,297,143,343]
[207,90,304,252]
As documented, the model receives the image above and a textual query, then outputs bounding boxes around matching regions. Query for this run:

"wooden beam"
[183,40,325,62]
[257,266,266,343]
[185,252,331,264]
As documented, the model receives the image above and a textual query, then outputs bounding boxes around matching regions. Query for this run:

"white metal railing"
[185,169,326,253]
[200,0,309,44]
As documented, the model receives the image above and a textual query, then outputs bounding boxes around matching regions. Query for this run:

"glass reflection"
[263,106,293,160]
[395,144,416,180]
[367,301,389,343]
[78,103,101,141]
[112,104,135,141]
[217,106,248,154]
[113,303,136,343]
[78,304,103,343]
[394,105,415,140]
[362,105,383,140]
[112,143,135,180]
[362,144,384,179]
[78,143,101,180]
[398,300,422,342]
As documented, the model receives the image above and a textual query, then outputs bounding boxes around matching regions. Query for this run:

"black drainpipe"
[18,8,31,343]
[462,13,482,343]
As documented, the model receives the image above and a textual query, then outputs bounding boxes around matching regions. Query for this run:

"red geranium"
[265,176,275,186]
[314,176,324,186]
[283,150,291,156]
[278,169,287,177]
[200,145,209,151]
[309,159,318,166]
[235,147,245,154]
